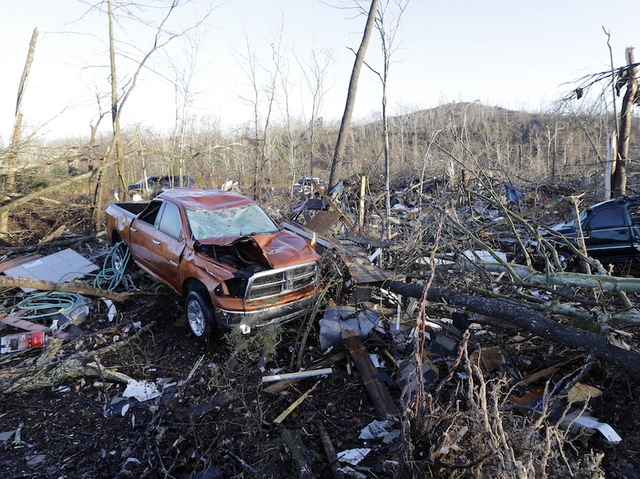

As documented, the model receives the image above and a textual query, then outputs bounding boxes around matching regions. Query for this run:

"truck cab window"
[589,208,625,229]
[157,203,182,240]
[138,201,162,225]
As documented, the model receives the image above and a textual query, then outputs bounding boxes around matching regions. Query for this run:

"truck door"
[145,202,186,291]
[584,206,632,257]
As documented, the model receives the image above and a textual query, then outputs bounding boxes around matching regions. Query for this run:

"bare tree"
[297,47,335,177]
[165,26,210,167]
[235,24,284,199]
[0,28,38,242]
[328,0,380,190]
[277,45,299,183]
[373,0,409,239]
[101,0,211,205]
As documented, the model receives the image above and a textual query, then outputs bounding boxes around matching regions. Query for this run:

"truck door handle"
[152,240,161,245]
[170,260,178,267]
[131,227,137,233]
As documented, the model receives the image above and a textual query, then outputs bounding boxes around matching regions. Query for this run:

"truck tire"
[185,290,213,341]
[556,250,575,272]
[112,241,131,272]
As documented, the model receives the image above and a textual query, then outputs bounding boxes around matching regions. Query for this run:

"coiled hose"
[9,242,131,322]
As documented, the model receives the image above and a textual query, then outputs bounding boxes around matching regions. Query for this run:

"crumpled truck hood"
[197,230,320,269]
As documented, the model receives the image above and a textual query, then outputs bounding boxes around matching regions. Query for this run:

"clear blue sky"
[1,0,639,142]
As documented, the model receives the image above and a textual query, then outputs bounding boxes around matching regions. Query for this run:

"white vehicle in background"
[292,177,323,195]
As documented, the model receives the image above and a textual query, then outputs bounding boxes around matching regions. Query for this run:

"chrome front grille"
[245,261,318,300]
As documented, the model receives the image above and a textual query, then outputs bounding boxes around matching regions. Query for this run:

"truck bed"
[111,202,149,216]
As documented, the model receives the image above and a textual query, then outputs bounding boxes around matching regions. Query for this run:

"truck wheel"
[112,242,130,272]
[556,250,575,272]
[185,290,213,341]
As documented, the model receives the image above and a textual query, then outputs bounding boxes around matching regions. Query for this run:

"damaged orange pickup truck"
[105,189,321,340]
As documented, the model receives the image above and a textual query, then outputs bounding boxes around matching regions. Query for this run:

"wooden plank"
[0,312,48,333]
[358,175,366,235]
[262,368,332,382]
[341,329,399,416]
[273,381,319,424]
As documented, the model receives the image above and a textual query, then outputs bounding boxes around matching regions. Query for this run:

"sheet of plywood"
[303,211,344,236]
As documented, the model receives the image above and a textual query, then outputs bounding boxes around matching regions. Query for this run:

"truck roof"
[157,188,255,210]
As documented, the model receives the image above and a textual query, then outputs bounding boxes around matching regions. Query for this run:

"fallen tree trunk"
[456,260,640,294]
[0,276,132,302]
[381,280,640,384]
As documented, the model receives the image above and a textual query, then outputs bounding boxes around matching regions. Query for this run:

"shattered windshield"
[185,204,279,240]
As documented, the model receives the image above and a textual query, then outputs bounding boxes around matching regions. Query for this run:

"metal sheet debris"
[122,380,162,402]
[0,430,16,442]
[562,410,622,443]
[337,448,371,465]
[2,248,98,291]
[395,357,438,393]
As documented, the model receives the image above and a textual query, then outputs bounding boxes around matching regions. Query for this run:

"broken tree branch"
[1,323,155,394]
[0,276,132,302]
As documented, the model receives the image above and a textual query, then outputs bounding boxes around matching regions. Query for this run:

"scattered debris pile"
[1,177,639,478]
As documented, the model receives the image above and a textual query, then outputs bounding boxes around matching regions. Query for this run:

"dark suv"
[127,175,198,201]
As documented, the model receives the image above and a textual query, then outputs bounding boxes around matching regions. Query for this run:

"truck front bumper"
[214,293,317,331]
